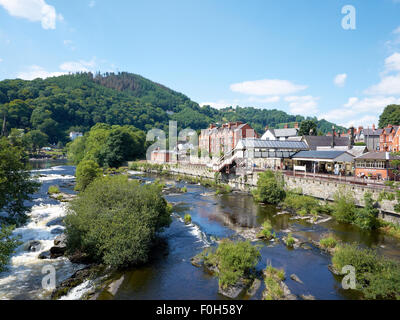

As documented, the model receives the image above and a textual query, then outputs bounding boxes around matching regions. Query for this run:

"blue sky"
[0,0,400,128]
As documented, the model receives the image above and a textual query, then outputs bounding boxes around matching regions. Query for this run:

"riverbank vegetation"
[0,137,40,224]
[332,244,400,299]
[184,214,192,225]
[48,185,60,195]
[252,170,286,205]
[0,224,22,272]
[257,220,276,240]
[203,240,261,289]
[263,265,286,300]
[65,175,172,269]
[67,123,146,168]
[331,189,379,230]
[75,160,103,192]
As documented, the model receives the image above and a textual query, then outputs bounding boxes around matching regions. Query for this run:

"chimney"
[372,124,376,131]
[265,125,269,131]
[294,122,299,129]
[358,126,363,134]
[349,126,355,149]
[331,125,335,148]
[284,123,288,129]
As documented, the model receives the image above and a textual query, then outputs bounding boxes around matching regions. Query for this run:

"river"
[1,162,399,300]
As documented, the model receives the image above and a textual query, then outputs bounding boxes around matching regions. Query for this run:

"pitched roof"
[237,139,308,150]
[361,128,383,136]
[272,128,299,137]
[292,150,350,160]
[317,146,367,157]
[355,152,400,160]
[303,136,350,150]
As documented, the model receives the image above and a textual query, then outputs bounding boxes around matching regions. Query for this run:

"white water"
[0,165,85,300]
[172,213,213,247]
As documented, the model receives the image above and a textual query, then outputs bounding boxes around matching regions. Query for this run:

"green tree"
[0,224,21,272]
[354,192,379,230]
[75,160,102,192]
[331,187,357,224]
[22,130,48,153]
[0,137,40,221]
[66,136,87,165]
[65,175,172,268]
[379,104,400,128]
[252,170,286,204]
[298,120,318,136]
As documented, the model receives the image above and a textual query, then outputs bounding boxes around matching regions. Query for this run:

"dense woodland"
[0,72,346,147]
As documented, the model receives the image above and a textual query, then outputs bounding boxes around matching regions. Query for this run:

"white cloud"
[59,58,96,72]
[320,96,400,127]
[89,1,95,8]
[0,0,62,30]
[394,26,400,34]
[365,73,400,95]
[0,58,3,63]
[284,95,319,115]
[384,52,400,73]
[17,65,66,80]
[230,79,307,96]
[334,73,347,87]
[63,40,76,51]
[17,58,100,80]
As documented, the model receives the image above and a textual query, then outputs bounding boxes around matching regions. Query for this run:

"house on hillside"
[261,123,299,141]
[69,131,83,141]
[199,122,257,157]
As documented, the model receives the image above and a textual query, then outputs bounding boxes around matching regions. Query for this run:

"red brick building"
[199,122,257,157]
[355,152,400,180]
[380,125,400,152]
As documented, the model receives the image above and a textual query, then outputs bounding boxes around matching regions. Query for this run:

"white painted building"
[261,127,299,141]
[69,132,83,141]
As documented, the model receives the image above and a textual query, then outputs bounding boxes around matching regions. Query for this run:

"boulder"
[218,279,248,299]
[54,234,67,246]
[300,294,315,300]
[246,279,261,297]
[46,217,64,227]
[26,240,41,252]
[51,227,64,235]
[38,251,51,260]
[290,274,303,284]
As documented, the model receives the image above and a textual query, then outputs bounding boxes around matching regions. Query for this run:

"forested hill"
[0,72,343,144]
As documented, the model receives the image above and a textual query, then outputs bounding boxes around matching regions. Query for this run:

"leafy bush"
[75,160,103,192]
[258,220,275,240]
[181,186,188,193]
[184,214,192,225]
[332,244,400,299]
[48,185,60,195]
[263,265,286,300]
[332,190,379,230]
[354,192,379,230]
[319,236,337,249]
[252,170,286,205]
[65,175,172,268]
[0,225,21,272]
[283,192,322,215]
[216,184,232,195]
[203,240,261,289]
[285,233,295,248]
[331,188,357,224]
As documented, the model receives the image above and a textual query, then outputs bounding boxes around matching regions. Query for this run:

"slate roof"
[303,136,350,150]
[271,128,299,137]
[355,152,400,161]
[237,139,308,150]
[292,150,349,160]
[362,128,383,136]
